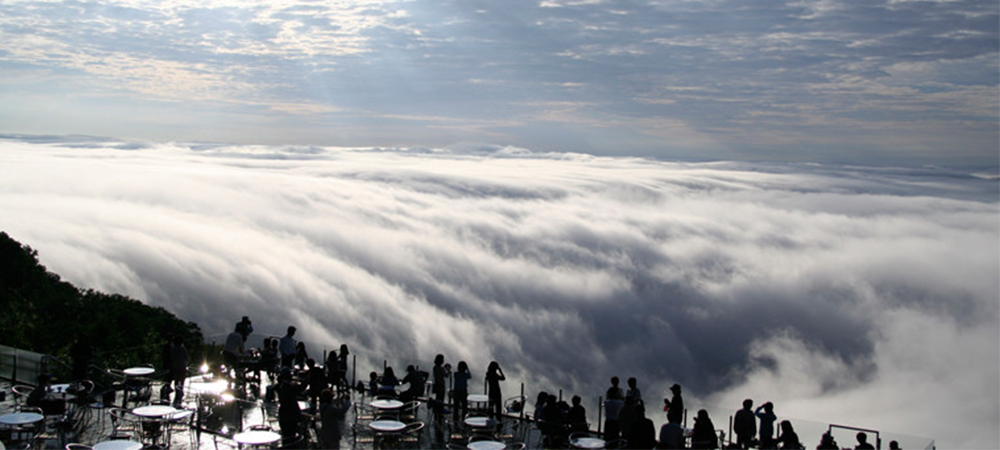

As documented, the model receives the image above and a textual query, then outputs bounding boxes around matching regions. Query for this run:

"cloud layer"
[0,136,997,448]
[0,1,997,162]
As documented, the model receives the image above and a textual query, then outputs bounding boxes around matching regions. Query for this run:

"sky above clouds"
[0,0,997,163]
[0,136,997,448]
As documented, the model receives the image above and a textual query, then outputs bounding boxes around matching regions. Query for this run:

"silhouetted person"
[167,334,188,407]
[451,360,471,421]
[400,364,428,403]
[888,440,901,450]
[432,354,448,419]
[817,432,838,450]
[486,361,506,418]
[222,324,246,380]
[607,376,624,400]
[690,409,718,449]
[628,402,657,449]
[603,387,624,441]
[277,367,302,438]
[279,326,297,368]
[756,401,777,449]
[294,341,308,369]
[305,358,327,412]
[854,432,875,450]
[368,371,379,396]
[627,377,643,402]
[335,344,350,391]
[666,384,684,425]
[236,316,253,341]
[619,395,638,445]
[319,388,351,450]
[775,420,801,449]
[734,398,757,449]
[70,337,93,381]
[568,394,588,432]
[378,366,399,396]
[658,420,685,449]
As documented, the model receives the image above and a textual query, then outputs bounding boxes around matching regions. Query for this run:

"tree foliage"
[0,231,204,371]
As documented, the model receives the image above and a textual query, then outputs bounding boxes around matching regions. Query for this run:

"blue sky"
[1,0,997,164]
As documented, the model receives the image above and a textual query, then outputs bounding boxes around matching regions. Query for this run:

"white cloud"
[0,137,996,448]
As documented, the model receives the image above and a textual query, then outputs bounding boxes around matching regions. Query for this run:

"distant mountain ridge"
[0,231,203,373]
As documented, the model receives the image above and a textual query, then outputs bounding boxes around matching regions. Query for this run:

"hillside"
[0,231,203,372]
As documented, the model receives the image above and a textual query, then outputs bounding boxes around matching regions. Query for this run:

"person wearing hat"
[666,383,684,425]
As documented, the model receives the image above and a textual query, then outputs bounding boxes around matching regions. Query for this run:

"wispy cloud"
[0,0,995,162]
[0,137,996,447]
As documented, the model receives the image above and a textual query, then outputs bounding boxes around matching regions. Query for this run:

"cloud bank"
[0,136,996,448]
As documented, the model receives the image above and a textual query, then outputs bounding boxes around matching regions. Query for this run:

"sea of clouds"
[0,136,997,448]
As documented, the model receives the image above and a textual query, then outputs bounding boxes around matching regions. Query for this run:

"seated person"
[399,365,429,402]
[377,367,400,397]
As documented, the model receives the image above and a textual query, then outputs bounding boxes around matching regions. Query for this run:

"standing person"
[567,395,588,432]
[666,384,684,425]
[294,342,308,370]
[335,344,350,392]
[432,354,449,420]
[236,316,253,341]
[222,324,246,381]
[734,398,757,449]
[755,401,777,450]
[606,376,624,400]
[626,377,642,403]
[167,334,188,407]
[279,326,297,369]
[603,387,624,441]
[319,388,352,450]
[277,367,303,438]
[485,361,506,418]
[452,361,471,422]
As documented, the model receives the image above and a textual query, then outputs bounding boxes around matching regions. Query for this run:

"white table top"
[0,412,44,425]
[369,419,406,433]
[123,367,155,376]
[48,383,72,394]
[464,416,494,428]
[467,440,506,450]
[93,440,143,450]
[233,430,282,445]
[571,437,606,449]
[467,394,489,403]
[369,399,404,409]
[132,405,178,417]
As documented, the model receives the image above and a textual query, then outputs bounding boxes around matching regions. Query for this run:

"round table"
[123,367,156,377]
[369,419,406,433]
[468,440,506,450]
[369,399,404,410]
[571,437,606,449]
[467,394,489,403]
[132,405,178,418]
[93,440,143,450]
[0,412,44,425]
[233,429,282,447]
[464,416,495,428]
